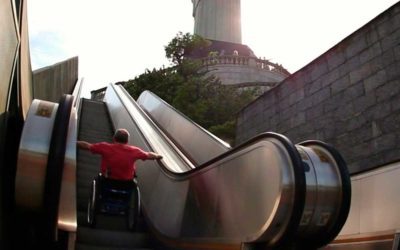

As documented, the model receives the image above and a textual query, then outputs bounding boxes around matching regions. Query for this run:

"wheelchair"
[87,173,140,230]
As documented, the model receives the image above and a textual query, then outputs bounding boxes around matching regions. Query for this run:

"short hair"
[113,128,130,144]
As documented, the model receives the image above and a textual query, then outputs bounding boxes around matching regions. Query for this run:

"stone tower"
[192,0,242,44]
[190,0,289,92]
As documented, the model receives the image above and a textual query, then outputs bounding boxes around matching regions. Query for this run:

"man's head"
[113,128,130,144]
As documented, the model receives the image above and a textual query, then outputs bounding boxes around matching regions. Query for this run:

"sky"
[28,0,399,98]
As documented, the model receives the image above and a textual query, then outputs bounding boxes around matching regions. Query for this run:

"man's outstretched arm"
[77,141,92,150]
[147,152,163,160]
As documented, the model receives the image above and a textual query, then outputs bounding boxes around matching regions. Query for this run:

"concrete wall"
[33,56,78,103]
[0,0,19,115]
[339,162,400,240]
[0,0,28,248]
[0,0,19,248]
[236,3,400,174]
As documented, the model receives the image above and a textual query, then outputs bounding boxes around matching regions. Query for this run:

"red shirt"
[89,142,150,180]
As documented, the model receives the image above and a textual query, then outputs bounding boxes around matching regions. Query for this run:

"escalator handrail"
[108,84,306,247]
[137,89,350,248]
[139,90,230,148]
[137,90,230,165]
[71,78,84,109]
[108,85,354,248]
[109,84,195,172]
[110,84,304,179]
[42,94,74,242]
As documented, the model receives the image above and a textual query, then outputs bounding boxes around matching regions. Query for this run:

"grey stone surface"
[236,3,400,174]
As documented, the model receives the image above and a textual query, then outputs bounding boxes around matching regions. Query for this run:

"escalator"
[75,99,154,249]
[13,83,351,250]
[95,84,350,249]
[137,90,351,249]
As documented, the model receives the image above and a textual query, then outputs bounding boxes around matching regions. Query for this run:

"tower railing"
[201,55,290,76]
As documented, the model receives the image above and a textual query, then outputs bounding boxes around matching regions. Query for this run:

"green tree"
[164,32,210,67]
[122,32,256,144]
[123,67,183,104]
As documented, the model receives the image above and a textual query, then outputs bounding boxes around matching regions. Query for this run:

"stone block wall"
[236,3,400,174]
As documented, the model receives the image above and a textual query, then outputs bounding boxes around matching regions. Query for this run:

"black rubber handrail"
[113,84,307,248]
[137,90,230,166]
[115,86,300,179]
[138,90,230,149]
[42,94,74,242]
[111,85,194,172]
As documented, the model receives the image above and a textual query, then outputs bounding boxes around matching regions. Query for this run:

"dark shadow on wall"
[0,111,24,250]
[0,68,24,248]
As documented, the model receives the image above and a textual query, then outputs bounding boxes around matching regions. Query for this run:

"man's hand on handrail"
[148,152,163,160]
[77,140,92,150]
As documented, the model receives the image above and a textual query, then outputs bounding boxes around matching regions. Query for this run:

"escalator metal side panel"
[140,139,299,245]
[137,90,230,166]
[15,100,58,210]
[103,85,304,247]
[105,85,193,173]
[15,97,77,233]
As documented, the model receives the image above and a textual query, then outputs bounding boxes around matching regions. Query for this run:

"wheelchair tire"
[87,179,97,227]
[127,205,135,231]
[127,185,140,231]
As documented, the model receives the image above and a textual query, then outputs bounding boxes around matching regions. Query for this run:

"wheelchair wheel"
[87,179,98,227]
[127,185,140,231]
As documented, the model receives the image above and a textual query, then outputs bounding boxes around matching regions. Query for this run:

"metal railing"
[201,55,290,76]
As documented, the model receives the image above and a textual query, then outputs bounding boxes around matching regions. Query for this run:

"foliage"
[164,31,211,67]
[122,32,257,144]
[208,120,237,145]
[123,67,182,104]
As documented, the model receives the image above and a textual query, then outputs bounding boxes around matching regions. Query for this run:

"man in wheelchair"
[77,128,162,230]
